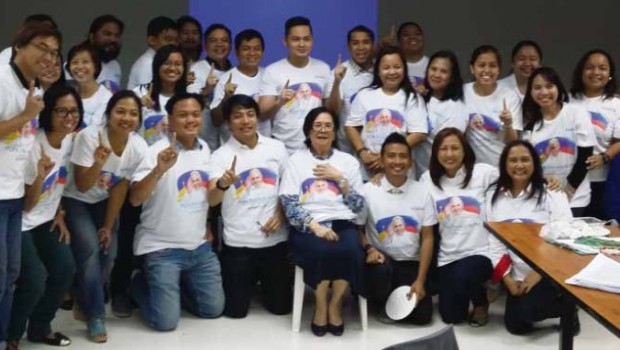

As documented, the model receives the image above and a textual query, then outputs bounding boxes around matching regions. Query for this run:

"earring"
[609,77,613,80]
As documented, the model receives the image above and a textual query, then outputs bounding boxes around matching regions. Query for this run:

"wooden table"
[484,222,620,350]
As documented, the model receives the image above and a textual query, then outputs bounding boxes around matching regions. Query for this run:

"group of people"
[0,10,618,350]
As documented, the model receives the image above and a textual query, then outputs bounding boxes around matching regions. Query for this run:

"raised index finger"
[503,98,507,111]
[40,143,48,158]
[169,132,177,149]
[336,53,342,66]
[230,155,237,172]
[226,73,232,84]
[98,131,104,146]
[283,79,290,90]
[209,62,215,75]
[28,80,36,96]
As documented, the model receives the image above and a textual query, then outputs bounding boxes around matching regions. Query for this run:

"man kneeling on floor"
[129,93,224,331]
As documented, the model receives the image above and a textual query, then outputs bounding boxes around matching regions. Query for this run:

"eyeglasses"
[29,42,60,60]
[53,108,80,118]
[312,123,334,131]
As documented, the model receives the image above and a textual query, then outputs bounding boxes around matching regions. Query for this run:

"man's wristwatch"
[216,179,230,191]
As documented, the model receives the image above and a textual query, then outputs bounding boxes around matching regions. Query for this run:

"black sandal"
[29,332,71,347]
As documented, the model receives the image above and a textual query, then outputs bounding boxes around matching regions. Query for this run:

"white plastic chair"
[291,266,368,332]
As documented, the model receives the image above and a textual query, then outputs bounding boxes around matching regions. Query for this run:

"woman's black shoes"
[328,323,345,336]
[311,322,328,337]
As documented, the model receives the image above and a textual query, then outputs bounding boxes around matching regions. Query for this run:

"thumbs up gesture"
[380,24,397,47]
[23,80,44,120]
[224,73,238,98]
[334,54,347,82]
[217,155,240,189]
[94,131,112,166]
[37,144,56,180]
[202,62,219,96]
[499,98,513,127]
[186,59,196,85]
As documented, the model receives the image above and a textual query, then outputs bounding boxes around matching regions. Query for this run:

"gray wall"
[379,0,620,85]
[0,0,189,87]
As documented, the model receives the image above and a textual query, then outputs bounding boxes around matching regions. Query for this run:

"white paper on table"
[566,253,620,294]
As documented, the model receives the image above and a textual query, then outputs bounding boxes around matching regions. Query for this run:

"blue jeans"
[62,197,118,320]
[0,198,22,345]
[131,242,224,331]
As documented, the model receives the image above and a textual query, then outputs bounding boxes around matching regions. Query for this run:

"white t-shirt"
[358,177,437,261]
[498,74,524,100]
[127,48,155,90]
[189,59,228,151]
[407,56,429,90]
[464,82,523,166]
[0,64,42,199]
[0,47,12,64]
[98,60,122,93]
[486,186,572,282]
[210,67,271,142]
[63,125,147,203]
[346,88,427,153]
[82,84,113,128]
[133,137,211,255]
[570,95,620,182]
[22,130,73,231]
[527,104,597,208]
[133,84,171,146]
[259,58,330,153]
[208,134,288,248]
[280,148,364,223]
[325,60,374,154]
[415,97,468,178]
[420,164,498,266]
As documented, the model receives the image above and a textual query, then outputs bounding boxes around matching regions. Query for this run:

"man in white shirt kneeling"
[129,93,224,331]
[208,94,291,318]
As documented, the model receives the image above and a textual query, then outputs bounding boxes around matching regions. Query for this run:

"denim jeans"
[131,242,224,331]
[8,221,75,341]
[62,197,118,320]
[0,198,22,345]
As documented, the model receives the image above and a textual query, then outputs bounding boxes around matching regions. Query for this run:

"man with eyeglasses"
[0,23,62,350]
[0,14,58,65]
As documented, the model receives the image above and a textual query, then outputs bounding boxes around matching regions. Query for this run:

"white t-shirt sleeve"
[24,141,41,186]
[210,72,229,109]
[70,128,96,167]
[206,148,228,181]
[258,67,278,97]
[574,107,597,147]
[132,146,157,183]
[613,116,620,139]
[547,190,574,221]
[355,191,369,226]
[122,137,148,180]
[405,97,428,133]
[422,190,438,226]
[279,157,299,196]
[507,91,523,131]
[346,92,365,127]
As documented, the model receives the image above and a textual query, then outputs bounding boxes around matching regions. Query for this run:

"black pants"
[221,242,292,318]
[365,257,432,325]
[110,201,142,299]
[438,255,492,324]
[504,278,562,335]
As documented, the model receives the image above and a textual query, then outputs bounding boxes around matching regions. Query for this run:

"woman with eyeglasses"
[61,90,147,343]
[280,107,365,336]
[345,45,427,179]
[5,85,81,350]
[67,43,112,128]
[133,45,187,146]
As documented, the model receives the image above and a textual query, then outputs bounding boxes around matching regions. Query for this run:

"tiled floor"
[16,293,620,350]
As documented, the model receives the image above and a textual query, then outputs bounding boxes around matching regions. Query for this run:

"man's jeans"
[0,198,22,345]
[132,242,224,331]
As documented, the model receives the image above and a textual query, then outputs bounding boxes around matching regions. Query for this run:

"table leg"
[559,293,575,350]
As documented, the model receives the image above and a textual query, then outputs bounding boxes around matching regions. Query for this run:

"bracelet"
[216,179,230,191]
[601,152,610,165]
[356,147,368,157]
[338,177,348,188]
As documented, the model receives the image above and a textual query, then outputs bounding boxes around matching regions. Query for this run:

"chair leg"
[359,296,368,331]
[292,266,305,332]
